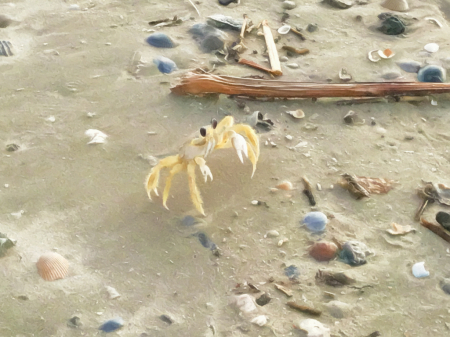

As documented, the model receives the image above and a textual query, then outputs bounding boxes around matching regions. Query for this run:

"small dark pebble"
[417,65,446,83]
[195,232,217,250]
[99,318,124,333]
[17,295,29,301]
[339,241,367,266]
[181,215,200,227]
[366,332,381,337]
[378,16,405,35]
[0,15,12,28]
[6,143,20,152]
[256,293,272,306]
[219,0,238,5]
[441,278,450,295]
[68,316,82,328]
[159,314,173,324]
[284,265,300,279]
[306,23,318,32]
[200,34,224,53]
[436,212,450,231]
[146,33,176,48]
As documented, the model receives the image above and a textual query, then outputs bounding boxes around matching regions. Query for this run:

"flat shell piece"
[85,129,108,144]
[386,222,416,235]
[412,262,430,278]
[286,109,305,119]
[278,25,291,35]
[425,17,443,28]
[339,68,352,81]
[424,43,439,53]
[105,286,121,299]
[274,283,293,297]
[207,14,243,30]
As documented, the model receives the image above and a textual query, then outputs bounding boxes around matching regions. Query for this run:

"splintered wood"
[170,72,450,98]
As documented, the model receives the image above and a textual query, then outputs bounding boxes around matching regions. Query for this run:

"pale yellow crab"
[145,116,260,215]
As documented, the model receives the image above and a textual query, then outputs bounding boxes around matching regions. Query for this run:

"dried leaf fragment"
[274,283,293,297]
[339,174,394,198]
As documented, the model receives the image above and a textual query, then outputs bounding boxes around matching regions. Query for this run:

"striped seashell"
[36,252,69,281]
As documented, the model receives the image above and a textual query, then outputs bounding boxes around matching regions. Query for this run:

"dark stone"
[339,241,368,266]
[6,143,19,152]
[219,0,238,5]
[145,33,176,48]
[284,265,300,279]
[378,16,405,35]
[256,293,272,306]
[195,232,217,250]
[440,278,450,295]
[417,65,446,83]
[307,23,318,32]
[159,314,173,324]
[68,316,82,328]
[436,212,450,230]
[200,34,224,53]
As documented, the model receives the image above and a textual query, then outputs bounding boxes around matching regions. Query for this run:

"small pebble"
[397,60,421,73]
[256,293,272,306]
[286,63,299,69]
[436,212,450,230]
[284,265,300,279]
[302,212,327,232]
[6,143,20,152]
[339,241,371,266]
[99,317,124,332]
[153,56,177,74]
[265,230,279,238]
[159,314,173,324]
[306,23,318,32]
[417,65,446,83]
[280,56,289,62]
[67,316,82,328]
[282,1,297,10]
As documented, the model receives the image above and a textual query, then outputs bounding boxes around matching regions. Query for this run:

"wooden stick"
[420,218,450,243]
[240,14,248,40]
[261,20,282,76]
[238,58,280,76]
[282,46,310,55]
[291,28,306,40]
[287,301,322,316]
[170,71,450,98]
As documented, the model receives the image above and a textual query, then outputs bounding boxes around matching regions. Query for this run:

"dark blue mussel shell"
[194,232,217,250]
[99,317,124,333]
[146,33,176,48]
[153,56,177,74]
[417,65,446,83]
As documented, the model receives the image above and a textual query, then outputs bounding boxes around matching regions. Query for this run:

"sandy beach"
[2,0,450,336]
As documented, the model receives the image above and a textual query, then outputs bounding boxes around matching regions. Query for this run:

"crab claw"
[195,157,213,182]
[231,133,248,164]
[204,138,216,158]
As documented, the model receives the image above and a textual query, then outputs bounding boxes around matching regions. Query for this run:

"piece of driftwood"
[238,58,280,76]
[170,72,450,98]
[287,301,322,316]
[282,46,310,55]
[261,20,282,76]
[420,218,450,243]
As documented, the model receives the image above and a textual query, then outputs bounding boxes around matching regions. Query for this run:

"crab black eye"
[200,127,206,137]
[211,118,218,129]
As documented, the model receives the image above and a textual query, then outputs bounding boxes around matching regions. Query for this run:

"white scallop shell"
[378,49,395,59]
[424,43,439,53]
[412,261,430,278]
[277,25,291,35]
[381,0,409,12]
[234,294,257,313]
[36,252,69,281]
[368,50,381,62]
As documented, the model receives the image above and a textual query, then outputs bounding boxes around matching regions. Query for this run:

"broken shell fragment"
[381,0,409,12]
[85,129,108,144]
[276,181,293,190]
[294,318,331,337]
[105,286,121,299]
[36,252,69,281]
[234,294,257,313]
[278,25,291,35]
[378,48,395,59]
[309,242,338,261]
[368,50,381,62]
[286,109,305,119]
[339,241,371,266]
[251,315,268,326]
[386,222,415,235]
[412,262,430,278]
[424,43,439,53]
[338,68,352,82]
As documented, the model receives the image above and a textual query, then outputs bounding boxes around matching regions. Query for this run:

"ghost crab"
[145,116,260,215]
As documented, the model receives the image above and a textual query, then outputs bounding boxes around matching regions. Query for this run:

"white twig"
[188,0,201,17]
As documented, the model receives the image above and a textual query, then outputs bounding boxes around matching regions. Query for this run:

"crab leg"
[145,155,180,200]
[187,160,205,216]
[162,162,186,210]
[246,142,257,178]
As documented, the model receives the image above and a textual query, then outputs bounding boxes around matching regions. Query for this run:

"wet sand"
[1,0,450,336]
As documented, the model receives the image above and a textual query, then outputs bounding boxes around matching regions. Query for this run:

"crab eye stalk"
[211,118,218,129]
[200,127,206,137]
